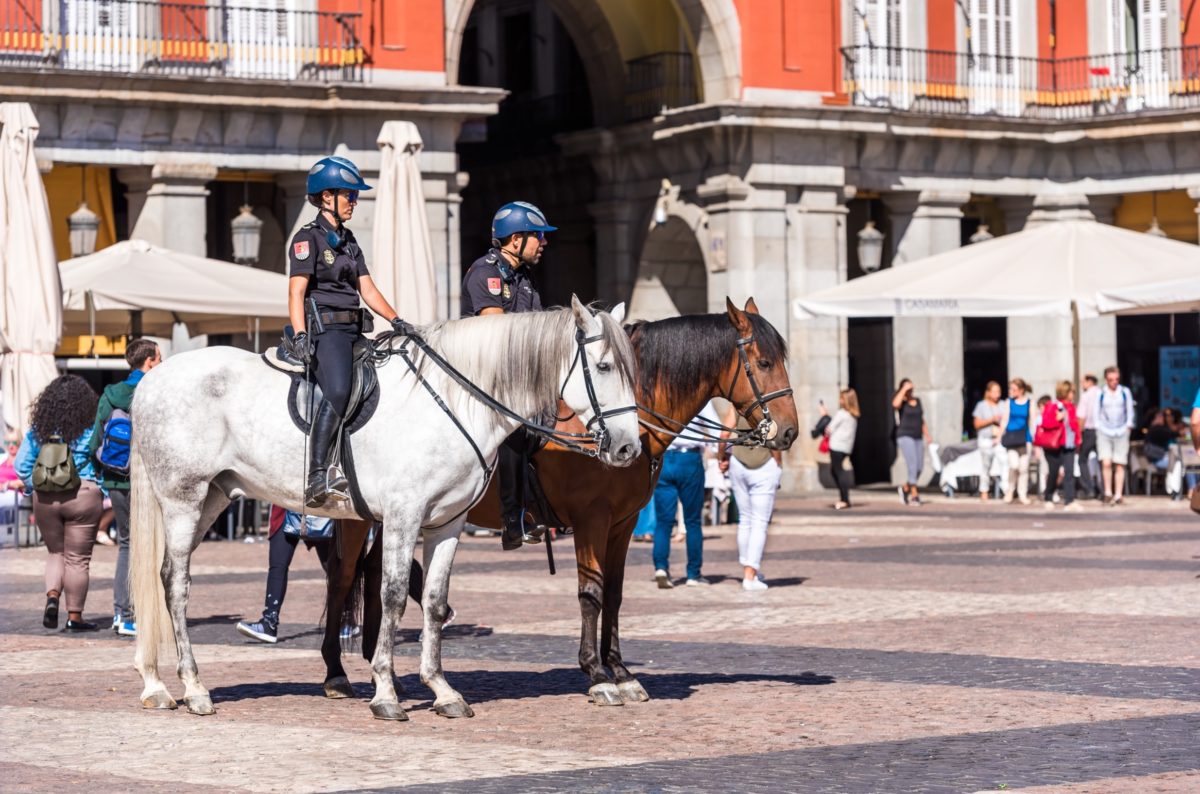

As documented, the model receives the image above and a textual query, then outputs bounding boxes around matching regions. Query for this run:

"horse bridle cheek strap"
[727,334,793,441]
[560,328,639,455]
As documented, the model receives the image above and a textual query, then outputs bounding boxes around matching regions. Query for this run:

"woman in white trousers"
[719,411,782,592]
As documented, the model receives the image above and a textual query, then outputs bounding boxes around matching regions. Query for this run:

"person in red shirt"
[1039,381,1082,512]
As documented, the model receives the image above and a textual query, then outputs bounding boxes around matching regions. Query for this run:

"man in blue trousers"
[653,401,721,588]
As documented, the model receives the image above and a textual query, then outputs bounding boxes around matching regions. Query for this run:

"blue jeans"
[632,501,656,539]
[653,450,705,580]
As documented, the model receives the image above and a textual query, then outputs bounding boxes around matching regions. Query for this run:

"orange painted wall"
[359,0,444,73]
[1038,0,1089,60]
[735,0,841,94]
[1186,0,1200,48]
[927,0,957,51]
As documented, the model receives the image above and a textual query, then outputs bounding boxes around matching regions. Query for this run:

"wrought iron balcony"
[1,0,364,82]
[841,45,1200,119]
[626,51,698,122]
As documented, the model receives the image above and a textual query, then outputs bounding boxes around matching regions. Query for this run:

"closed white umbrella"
[0,102,61,436]
[59,239,289,337]
[373,121,438,324]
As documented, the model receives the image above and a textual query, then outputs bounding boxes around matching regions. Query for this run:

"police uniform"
[288,213,369,418]
[461,249,542,316]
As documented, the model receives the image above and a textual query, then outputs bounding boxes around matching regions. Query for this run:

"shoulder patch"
[293,240,310,261]
[487,277,502,296]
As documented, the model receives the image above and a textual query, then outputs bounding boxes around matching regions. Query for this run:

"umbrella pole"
[1071,300,1081,391]
[87,291,96,357]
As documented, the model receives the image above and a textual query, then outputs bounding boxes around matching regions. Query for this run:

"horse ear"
[570,294,595,332]
[744,297,760,315]
[609,302,626,325]
[726,296,752,337]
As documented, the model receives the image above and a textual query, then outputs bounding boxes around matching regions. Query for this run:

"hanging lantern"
[969,223,994,244]
[856,220,885,273]
[68,201,99,257]
[231,204,263,264]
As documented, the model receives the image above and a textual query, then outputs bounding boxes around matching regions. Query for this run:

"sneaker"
[112,614,120,632]
[685,577,710,587]
[1062,503,1083,512]
[742,577,768,592]
[1043,501,1055,511]
[236,619,278,644]
[897,486,908,505]
[1019,497,1032,506]
[117,619,137,637]
[654,569,674,589]
[756,572,767,584]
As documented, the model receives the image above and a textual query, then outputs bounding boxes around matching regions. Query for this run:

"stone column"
[115,167,153,239]
[884,190,970,484]
[695,174,755,314]
[784,184,850,493]
[589,199,642,305]
[277,172,312,257]
[127,162,216,256]
[423,171,468,319]
[995,195,1033,234]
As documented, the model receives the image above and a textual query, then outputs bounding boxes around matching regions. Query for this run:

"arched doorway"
[628,215,707,321]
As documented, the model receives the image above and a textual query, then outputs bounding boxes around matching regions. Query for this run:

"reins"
[372,324,636,465]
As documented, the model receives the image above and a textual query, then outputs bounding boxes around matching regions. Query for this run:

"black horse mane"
[625,313,788,404]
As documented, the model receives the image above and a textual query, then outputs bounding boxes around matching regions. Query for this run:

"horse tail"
[130,440,171,671]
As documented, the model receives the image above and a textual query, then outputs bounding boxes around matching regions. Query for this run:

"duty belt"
[316,309,362,326]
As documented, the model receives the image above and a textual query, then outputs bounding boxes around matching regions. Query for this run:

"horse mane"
[625,313,787,404]
[416,307,637,417]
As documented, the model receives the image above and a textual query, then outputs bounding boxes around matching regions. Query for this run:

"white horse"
[130,298,640,720]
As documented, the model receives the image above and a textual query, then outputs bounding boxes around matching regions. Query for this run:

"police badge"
[487,277,502,296]
[324,249,335,265]
[502,283,511,300]
[292,240,310,261]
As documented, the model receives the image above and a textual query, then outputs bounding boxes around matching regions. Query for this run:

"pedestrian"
[1095,365,1136,506]
[652,400,721,588]
[818,388,859,510]
[997,378,1033,505]
[1033,394,1052,497]
[13,375,104,631]
[1143,409,1185,500]
[631,501,655,542]
[286,155,416,510]
[892,378,930,506]
[1037,381,1081,512]
[461,201,555,550]
[1075,374,1101,498]
[972,380,1003,500]
[87,337,161,636]
[718,406,783,591]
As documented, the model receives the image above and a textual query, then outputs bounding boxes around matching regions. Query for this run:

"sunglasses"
[344,190,359,203]
[531,231,545,241]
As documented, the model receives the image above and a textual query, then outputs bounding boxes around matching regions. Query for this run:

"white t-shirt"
[667,400,722,452]
[1097,385,1135,437]
[972,400,1002,446]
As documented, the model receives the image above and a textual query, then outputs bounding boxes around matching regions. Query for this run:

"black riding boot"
[306,400,349,508]
[498,436,542,550]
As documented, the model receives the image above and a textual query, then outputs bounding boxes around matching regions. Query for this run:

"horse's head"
[563,295,641,467]
[723,297,799,450]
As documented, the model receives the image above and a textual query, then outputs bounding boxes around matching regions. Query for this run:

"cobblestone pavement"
[1,494,1197,792]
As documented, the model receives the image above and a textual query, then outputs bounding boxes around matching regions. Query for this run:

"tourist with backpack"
[13,376,104,632]
[87,338,161,636]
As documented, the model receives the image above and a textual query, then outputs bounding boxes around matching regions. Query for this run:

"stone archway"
[628,215,708,321]
[675,0,741,102]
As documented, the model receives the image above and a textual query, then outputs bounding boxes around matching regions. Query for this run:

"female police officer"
[288,155,416,508]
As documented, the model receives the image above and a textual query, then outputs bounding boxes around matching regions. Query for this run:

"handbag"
[1001,429,1027,450]
[818,434,831,454]
[1033,402,1066,449]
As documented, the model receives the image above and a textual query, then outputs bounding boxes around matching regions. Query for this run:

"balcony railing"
[842,45,1200,119]
[0,0,363,82]
[626,51,698,121]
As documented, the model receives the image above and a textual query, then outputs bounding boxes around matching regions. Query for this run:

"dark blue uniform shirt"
[461,249,542,316]
[288,213,370,311]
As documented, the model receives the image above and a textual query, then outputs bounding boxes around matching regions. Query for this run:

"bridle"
[726,333,795,445]
[555,327,639,455]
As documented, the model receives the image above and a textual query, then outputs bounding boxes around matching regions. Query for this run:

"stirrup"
[324,465,350,503]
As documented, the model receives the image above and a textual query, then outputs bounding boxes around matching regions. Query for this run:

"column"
[589,199,642,305]
[994,195,1033,234]
[883,190,970,485]
[127,162,216,256]
[785,184,850,494]
[695,174,755,314]
[277,172,312,255]
[423,171,468,319]
[115,167,152,239]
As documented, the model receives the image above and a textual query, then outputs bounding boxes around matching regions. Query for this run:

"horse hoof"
[617,679,651,703]
[184,696,215,716]
[588,683,624,707]
[370,701,409,721]
[324,676,355,699]
[140,691,177,710]
[433,700,475,719]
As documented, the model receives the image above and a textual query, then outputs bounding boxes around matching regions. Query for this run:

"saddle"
[262,338,381,520]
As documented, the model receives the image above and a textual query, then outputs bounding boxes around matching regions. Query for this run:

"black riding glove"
[291,331,313,365]
[391,317,421,340]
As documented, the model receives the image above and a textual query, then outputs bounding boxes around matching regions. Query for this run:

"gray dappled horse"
[130,298,640,720]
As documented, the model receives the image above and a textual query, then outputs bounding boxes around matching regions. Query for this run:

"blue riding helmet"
[306,155,372,196]
[491,201,556,244]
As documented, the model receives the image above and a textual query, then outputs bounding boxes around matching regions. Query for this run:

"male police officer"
[462,201,555,549]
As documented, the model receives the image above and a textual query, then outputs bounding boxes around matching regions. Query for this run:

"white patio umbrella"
[1095,277,1200,316]
[373,120,438,325]
[0,102,61,436]
[794,219,1200,383]
[59,239,290,338]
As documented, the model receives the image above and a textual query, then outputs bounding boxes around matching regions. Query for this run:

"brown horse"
[320,298,798,710]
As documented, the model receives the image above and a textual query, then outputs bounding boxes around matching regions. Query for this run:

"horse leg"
[165,487,228,716]
[360,522,383,663]
[574,508,622,706]
[601,516,649,703]
[322,519,368,699]
[418,520,473,718]
[367,514,417,722]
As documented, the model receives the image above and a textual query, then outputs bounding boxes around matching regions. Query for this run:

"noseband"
[558,328,639,455]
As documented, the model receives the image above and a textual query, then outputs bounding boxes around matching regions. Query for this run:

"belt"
[666,447,702,454]
[317,309,361,326]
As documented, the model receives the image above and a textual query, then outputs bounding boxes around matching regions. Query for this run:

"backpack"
[32,434,81,493]
[96,407,133,476]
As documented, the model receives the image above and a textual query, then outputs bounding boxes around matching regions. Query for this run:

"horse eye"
[596,362,612,373]
[757,359,771,370]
